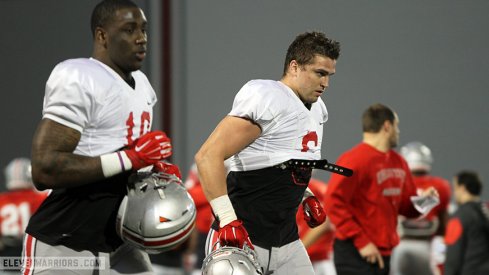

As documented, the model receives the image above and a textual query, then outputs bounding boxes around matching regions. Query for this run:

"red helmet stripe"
[123,221,195,247]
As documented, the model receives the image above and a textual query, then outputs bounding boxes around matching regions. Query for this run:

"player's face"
[295,55,336,104]
[105,7,147,76]
[388,114,400,148]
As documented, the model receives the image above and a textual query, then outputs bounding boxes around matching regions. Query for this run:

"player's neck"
[279,79,311,109]
[459,193,480,205]
[92,52,133,84]
[280,78,298,96]
[363,133,390,153]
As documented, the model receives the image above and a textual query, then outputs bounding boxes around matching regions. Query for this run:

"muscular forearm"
[195,116,261,226]
[32,151,105,190]
[194,116,258,201]
[195,151,237,226]
[31,118,106,190]
[195,151,228,201]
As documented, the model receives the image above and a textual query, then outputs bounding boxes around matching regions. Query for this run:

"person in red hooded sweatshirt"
[325,103,439,275]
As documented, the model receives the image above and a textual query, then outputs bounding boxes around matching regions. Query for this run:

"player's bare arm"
[195,115,261,201]
[31,118,104,190]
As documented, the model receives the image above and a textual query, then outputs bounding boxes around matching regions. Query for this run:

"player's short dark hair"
[90,0,139,37]
[283,31,340,76]
[455,170,482,196]
[362,103,396,133]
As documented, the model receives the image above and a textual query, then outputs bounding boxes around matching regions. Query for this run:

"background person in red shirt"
[325,103,439,275]
[0,158,48,273]
[297,177,336,275]
[390,141,452,275]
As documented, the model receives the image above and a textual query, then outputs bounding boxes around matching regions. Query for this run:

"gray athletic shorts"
[390,239,436,275]
[21,233,153,275]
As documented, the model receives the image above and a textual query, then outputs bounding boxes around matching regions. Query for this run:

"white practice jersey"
[42,58,156,157]
[229,79,328,171]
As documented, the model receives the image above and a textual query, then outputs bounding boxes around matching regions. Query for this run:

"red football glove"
[218,220,254,250]
[124,131,172,170]
[153,161,182,180]
[302,196,326,228]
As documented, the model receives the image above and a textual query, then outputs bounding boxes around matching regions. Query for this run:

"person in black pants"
[444,171,489,275]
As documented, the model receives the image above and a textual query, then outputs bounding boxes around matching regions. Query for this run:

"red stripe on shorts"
[23,234,34,275]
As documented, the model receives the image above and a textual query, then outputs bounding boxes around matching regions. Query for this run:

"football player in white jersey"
[22,1,172,274]
[196,31,340,274]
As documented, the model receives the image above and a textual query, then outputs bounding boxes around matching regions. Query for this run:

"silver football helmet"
[202,245,263,275]
[116,172,196,254]
[4,158,33,190]
[400,141,433,172]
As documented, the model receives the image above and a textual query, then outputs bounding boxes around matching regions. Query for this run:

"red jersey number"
[301,131,318,152]
[126,111,151,145]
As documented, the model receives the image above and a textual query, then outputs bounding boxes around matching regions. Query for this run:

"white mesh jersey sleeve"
[229,80,277,133]
[42,58,157,156]
[43,59,95,133]
[228,80,328,171]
